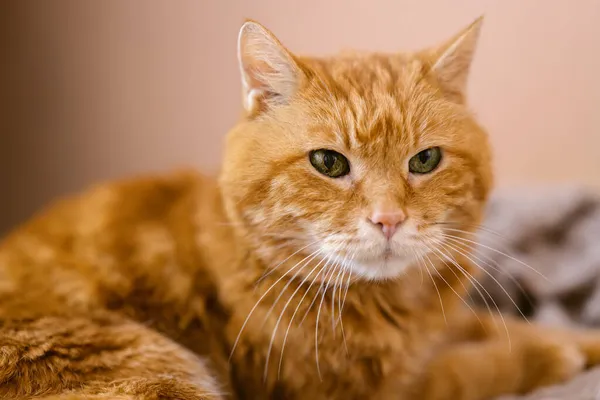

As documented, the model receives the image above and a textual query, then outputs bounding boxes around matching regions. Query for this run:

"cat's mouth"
[335,242,424,280]
[318,230,436,280]
[382,246,393,260]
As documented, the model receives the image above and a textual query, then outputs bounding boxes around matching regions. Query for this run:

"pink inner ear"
[243,60,277,91]
[238,23,303,115]
[241,61,278,115]
[427,18,482,104]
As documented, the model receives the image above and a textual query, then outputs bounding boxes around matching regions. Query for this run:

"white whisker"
[261,250,322,325]
[434,245,497,331]
[256,239,322,286]
[340,248,359,322]
[415,248,447,325]
[276,258,332,378]
[336,248,358,356]
[418,248,485,330]
[229,248,321,361]
[440,227,508,243]
[427,242,498,329]
[331,262,345,335]
[443,235,536,309]
[437,221,507,240]
[264,251,329,381]
[440,233,547,281]
[336,266,349,354]
[440,235,530,324]
[430,240,512,350]
[315,260,340,381]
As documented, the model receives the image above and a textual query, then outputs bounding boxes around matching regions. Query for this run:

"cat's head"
[220,18,492,281]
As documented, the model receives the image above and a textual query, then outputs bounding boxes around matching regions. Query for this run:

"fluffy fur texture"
[2,18,600,400]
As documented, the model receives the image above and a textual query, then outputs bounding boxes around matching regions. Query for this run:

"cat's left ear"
[427,16,484,102]
[237,20,305,116]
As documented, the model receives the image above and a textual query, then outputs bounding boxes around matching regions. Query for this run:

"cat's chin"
[345,254,417,281]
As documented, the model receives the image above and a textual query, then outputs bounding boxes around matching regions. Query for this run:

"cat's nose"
[368,210,406,240]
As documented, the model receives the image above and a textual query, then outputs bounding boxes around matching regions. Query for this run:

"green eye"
[309,149,350,178]
[408,147,442,174]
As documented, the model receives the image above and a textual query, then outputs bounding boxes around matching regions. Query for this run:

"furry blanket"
[477,186,600,399]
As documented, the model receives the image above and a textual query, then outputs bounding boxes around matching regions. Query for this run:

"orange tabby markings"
[1,16,599,400]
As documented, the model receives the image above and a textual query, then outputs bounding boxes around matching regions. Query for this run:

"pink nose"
[368,210,406,239]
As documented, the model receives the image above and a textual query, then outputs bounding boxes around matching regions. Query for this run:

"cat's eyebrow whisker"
[439,235,531,324]
[230,247,322,362]
[439,233,548,282]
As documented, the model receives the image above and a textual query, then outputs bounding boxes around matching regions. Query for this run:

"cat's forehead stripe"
[303,54,437,153]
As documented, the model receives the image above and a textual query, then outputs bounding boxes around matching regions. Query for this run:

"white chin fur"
[340,254,417,281]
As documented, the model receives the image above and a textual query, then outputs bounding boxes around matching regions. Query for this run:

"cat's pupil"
[324,153,335,169]
[418,150,431,164]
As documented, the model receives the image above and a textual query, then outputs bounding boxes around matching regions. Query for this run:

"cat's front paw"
[523,340,585,390]
[418,339,587,400]
[575,330,600,367]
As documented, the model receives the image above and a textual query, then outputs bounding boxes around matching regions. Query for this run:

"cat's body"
[2,170,585,400]
[2,18,600,400]
[0,170,447,398]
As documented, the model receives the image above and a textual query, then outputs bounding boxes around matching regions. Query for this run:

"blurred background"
[1,0,599,233]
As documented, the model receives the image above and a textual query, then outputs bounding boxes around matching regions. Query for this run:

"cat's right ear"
[426,16,484,103]
[237,20,304,116]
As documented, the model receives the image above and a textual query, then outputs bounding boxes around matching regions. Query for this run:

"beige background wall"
[1,1,599,233]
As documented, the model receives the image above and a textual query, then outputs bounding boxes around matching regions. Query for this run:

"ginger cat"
[1,17,600,400]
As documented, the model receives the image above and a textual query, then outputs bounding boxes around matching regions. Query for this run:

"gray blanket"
[477,187,600,399]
